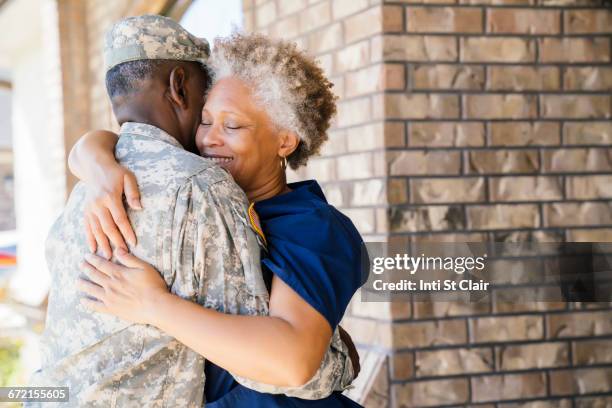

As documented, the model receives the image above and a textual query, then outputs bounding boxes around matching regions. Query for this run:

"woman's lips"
[202,154,234,164]
[211,157,233,164]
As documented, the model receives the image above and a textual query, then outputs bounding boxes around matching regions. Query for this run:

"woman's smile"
[202,152,234,165]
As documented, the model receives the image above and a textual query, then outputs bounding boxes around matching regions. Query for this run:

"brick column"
[243,2,404,403]
[57,0,91,191]
[244,0,401,240]
[62,0,177,191]
[245,0,612,406]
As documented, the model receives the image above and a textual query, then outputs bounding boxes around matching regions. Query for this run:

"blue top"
[205,180,365,407]
[256,180,365,329]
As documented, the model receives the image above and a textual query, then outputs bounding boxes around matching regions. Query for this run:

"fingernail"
[84,254,93,262]
[117,247,128,256]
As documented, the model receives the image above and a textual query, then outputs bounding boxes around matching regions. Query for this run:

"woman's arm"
[68,130,120,182]
[80,250,332,387]
[233,326,356,399]
[154,276,332,387]
[68,130,140,257]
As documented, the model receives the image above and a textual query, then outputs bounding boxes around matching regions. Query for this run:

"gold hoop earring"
[280,156,287,170]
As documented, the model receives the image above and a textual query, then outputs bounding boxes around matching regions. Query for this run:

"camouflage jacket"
[28,123,353,407]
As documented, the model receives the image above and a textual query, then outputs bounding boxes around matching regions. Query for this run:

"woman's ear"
[168,66,188,109]
[278,130,300,158]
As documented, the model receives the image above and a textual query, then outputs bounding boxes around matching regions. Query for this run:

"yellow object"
[248,203,267,247]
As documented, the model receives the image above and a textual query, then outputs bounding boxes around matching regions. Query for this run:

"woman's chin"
[220,162,238,178]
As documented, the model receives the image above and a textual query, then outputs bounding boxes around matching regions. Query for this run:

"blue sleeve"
[261,205,365,329]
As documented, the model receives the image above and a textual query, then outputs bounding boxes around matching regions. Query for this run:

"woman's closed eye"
[200,121,243,130]
[224,122,244,130]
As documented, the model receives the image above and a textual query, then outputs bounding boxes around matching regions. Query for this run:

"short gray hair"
[208,32,337,169]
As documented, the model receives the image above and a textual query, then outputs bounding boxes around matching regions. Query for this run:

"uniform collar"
[119,122,184,149]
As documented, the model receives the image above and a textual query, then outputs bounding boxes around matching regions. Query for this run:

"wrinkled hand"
[78,248,168,325]
[83,163,142,259]
[338,325,360,379]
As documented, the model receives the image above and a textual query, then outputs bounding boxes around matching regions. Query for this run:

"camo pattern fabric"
[27,123,355,407]
[103,14,210,72]
[27,122,269,407]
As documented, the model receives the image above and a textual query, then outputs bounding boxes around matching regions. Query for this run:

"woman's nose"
[199,125,224,148]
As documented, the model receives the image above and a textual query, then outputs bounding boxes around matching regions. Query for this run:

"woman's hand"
[83,163,141,259]
[68,129,142,258]
[78,248,169,325]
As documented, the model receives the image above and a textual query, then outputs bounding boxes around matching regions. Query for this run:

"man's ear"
[168,66,188,109]
[278,130,300,158]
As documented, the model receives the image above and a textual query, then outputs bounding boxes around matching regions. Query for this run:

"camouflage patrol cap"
[103,14,210,72]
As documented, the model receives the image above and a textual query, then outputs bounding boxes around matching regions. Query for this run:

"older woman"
[70,33,365,407]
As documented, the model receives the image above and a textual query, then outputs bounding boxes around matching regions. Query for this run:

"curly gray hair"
[208,32,338,169]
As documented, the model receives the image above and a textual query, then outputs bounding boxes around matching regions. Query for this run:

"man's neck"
[113,103,187,149]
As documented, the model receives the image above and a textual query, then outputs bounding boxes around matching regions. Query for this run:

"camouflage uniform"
[28,15,354,407]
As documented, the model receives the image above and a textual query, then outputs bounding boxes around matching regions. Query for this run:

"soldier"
[27,15,354,407]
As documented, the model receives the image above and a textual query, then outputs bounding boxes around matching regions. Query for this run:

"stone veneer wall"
[244,0,612,406]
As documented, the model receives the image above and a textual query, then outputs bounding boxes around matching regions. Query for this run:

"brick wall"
[245,0,612,406]
[381,2,612,406]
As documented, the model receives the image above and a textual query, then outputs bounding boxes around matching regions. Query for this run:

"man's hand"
[338,325,360,379]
